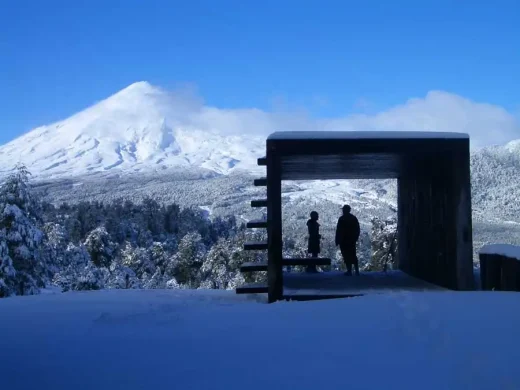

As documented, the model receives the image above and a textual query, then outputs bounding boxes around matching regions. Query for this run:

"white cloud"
[171,88,519,149]
[330,91,519,149]
[13,82,515,151]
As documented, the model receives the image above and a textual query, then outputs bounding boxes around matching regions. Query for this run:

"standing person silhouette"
[335,205,361,276]
[306,211,321,273]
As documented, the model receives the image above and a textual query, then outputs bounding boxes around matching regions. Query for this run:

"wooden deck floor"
[282,270,446,300]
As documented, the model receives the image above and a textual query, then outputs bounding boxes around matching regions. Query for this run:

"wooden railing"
[479,244,520,291]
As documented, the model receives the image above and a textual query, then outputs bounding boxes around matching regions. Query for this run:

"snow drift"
[1,289,520,390]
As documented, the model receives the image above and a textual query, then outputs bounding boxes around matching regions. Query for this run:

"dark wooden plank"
[282,293,363,301]
[283,257,331,266]
[246,219,267,229]
[243,241,268,251]
[253,177,267,186]
[251,199,268,208]
[241,257,334,272]
[479,253,502,291]
[240,262,268,272]
[500,256,520,291]
[267,150,283,303]
[236,283,268,294]
[257,156,267,166]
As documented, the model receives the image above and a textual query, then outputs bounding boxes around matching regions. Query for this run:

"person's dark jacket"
[335,213,360,246]
[307,219,321,254]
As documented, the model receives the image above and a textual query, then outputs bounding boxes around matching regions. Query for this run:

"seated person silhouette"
[335,205,361,276]
[306,211,321,273]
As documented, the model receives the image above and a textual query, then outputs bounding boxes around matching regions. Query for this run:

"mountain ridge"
[0,81,265,179]
[4,81,520,181]
[3,82,520,226]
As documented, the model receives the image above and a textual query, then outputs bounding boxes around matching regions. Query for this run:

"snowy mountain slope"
[0,82,265,178]
[3,81,520,225]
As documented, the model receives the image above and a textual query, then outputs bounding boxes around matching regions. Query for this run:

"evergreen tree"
[0,164,46,296]
[200,238,233,289]
[169,232,206,288]
[52,243,92,291]
[0,229,15,297]
[84,227,115,268]
[369,217,398,271]
[143,267,166,289]
[120,242,155,278]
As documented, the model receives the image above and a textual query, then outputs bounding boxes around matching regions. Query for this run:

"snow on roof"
[479,244,520,260]
[2,288,520,389]
[268,131,469,140]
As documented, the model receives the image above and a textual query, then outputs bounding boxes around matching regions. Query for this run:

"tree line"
[0,164,397,298]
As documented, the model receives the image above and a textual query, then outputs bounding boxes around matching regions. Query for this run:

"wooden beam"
[251,199,268,208]
[240,262,268,272]
[454,144,474,290]
[282,257,331,266]
[254,177,267,186]
[243,241,268,250]
[282,293,363,301]
[240,258,331,272]
[267,147,283,303]
[257,156,267,166]
[236,283,268,294]
[246,219,267,229]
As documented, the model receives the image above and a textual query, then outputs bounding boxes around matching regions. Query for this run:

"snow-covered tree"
[369,217,398,271]
[0,230,15,297]
[42,222,70,273]
[52,243,93,291]
[120,242,155,278]
[143,267,166,289]
[106,260,141,289]
[74,262,107,291]
[0,164,46,296]
[168,232,206,288]
[200,238,234,289]
[84,227,115,268]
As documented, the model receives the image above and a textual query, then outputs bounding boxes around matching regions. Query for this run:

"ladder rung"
[254,177,267,186]
[246,219,268,229]
[244,241,268,250]
[240,262,268,272]
[283,257,332,266]
[236,283,268,294]
[251,199,268,208]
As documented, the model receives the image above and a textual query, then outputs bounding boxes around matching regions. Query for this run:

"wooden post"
[479,253,502,290]
[453,143,474,290]
[267,144,283,303]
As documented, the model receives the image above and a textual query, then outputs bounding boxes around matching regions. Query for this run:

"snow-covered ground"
[283,179,397,208]
[1,289,519,389]
[480,243,520,259]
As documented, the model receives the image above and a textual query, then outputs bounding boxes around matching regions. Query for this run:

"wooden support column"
[396,177,407,271]
[453,142,474,290]
[267,144,283,303]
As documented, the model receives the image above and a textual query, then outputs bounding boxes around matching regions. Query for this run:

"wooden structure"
[237,131,475,303]
[479,244,520,291]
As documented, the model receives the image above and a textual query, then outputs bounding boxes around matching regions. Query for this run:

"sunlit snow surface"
[268,130,469,140]
[1,288,519,390]
[0,82,265,179]
[480,244,520,260]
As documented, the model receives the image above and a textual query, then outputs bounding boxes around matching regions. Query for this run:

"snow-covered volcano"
[0,82,265,178]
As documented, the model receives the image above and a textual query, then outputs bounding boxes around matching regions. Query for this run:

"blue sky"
[1,0,519,145]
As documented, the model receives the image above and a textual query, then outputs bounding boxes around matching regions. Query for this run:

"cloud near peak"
[177,89,518,149]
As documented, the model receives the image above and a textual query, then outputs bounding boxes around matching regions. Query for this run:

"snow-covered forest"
[0,164,398,298]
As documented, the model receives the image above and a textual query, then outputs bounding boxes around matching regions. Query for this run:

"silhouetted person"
[335,205,360,276]
[306,211,321,273]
